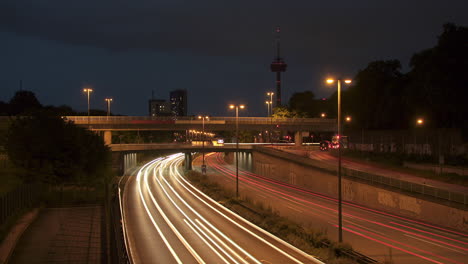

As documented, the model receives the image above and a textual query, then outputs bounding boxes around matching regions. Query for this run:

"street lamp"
[198,115,209,174]
[83,88,93,126]
[265,101,272,116]
[345,116,352,122]
[267,92,274,115]
[105,98,113,117]
[326,78,352,243]
[321,113,326,118]
[229,104,245,198]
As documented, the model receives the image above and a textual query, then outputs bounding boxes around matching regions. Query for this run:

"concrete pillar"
[104,130,112,145]
[185,152,192,171]
[294,131,303,146]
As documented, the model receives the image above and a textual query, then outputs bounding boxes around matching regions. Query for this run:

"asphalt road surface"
[201,152,468,264]
[121,153,324,264]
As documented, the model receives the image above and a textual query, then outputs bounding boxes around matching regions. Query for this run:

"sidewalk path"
[8,206,102,264]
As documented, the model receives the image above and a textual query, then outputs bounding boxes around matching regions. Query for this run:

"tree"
[343,60,406,129]
[288,91,319,117]
[407,23,468,130]
[5,112,110,184]
[272,106,301,118]
[8,90,42,115]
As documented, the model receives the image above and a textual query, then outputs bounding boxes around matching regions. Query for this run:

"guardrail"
[255,147,467,208]
[342,167,467,206]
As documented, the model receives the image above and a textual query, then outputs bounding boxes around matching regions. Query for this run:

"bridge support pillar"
[294,131,303,146]
[185,152,192,171]
[104,130,112,145]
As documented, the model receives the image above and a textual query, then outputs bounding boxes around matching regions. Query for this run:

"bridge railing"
[63,116,336,124]
[65,116,336,125]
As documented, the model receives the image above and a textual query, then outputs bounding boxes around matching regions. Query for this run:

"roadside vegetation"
[0,91,113,243]
[186,170,382,264]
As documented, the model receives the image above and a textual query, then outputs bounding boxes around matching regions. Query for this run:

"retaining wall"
[252,150,468,232]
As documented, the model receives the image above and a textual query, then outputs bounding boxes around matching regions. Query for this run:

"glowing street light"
[228,104,245,198]
[198,115,209,174]
[267,92,274,106]
[105,98,113,117]
[326,77,352,243]
[345,116,352,122]
[321,113,326,118]
[416,118,424,126]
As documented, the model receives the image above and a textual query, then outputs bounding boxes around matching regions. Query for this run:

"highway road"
[201,152,468,264]
[307,151,468,194]
[121,153,324,264]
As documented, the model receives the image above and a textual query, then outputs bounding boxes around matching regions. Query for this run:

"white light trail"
[136,159,183,264]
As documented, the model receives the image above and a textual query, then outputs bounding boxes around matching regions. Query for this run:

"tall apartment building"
[170,89,187,118]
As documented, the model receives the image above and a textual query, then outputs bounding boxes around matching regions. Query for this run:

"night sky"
[1,0,467,117]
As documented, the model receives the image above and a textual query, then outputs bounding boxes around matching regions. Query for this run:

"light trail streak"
[183,219,232,264]
[173,159,325,264]
[142,158,205,264]
[212,152,468,242]
[345,224,464,264]
[153,154,254,264]
[136,159,183,264]
[390,221,468,245]
[343,226,444,264]
[403,234,466,254]
[206,153,467,264]
[156,155,261,264]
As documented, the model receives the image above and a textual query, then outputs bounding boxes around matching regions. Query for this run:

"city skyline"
[1,0,468,116]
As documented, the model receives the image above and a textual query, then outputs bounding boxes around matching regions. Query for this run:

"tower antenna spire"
[270,26,287,107]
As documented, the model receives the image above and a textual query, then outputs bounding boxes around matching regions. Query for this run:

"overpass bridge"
[112,143,265,173]
[65,116,337,145]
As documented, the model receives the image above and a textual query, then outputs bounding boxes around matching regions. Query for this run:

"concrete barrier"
[252,150,468,232]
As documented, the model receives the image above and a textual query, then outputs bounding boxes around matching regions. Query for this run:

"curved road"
[201,152,468,264]
[121,153,324,264]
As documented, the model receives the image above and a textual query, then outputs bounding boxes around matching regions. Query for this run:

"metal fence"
[256,147,467,208]
[342,167,467,206]
[0,184,41,227]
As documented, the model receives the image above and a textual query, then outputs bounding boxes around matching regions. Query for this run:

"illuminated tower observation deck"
[270,26,287,107]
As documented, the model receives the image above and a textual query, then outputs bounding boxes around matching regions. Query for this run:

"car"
[320,140,331,151]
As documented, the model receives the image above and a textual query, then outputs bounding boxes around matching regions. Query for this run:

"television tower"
[270,26,287,107]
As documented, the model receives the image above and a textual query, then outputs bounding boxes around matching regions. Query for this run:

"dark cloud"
[4,0,465,57]
[1,0,468,116]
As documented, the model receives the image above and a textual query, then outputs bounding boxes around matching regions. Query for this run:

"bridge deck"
[65,116,336,132]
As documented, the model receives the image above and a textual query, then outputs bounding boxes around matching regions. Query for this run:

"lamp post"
[198,115,209,174]
[326,78,352,243]
[229,104,245,198]
[83,88,93,127]
[265,100,272,116]
[105,98,113,117]
[267,92,274,115]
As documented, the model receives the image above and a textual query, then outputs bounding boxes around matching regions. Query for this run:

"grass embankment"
[186,170,375,264]
[339,150,468,187]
